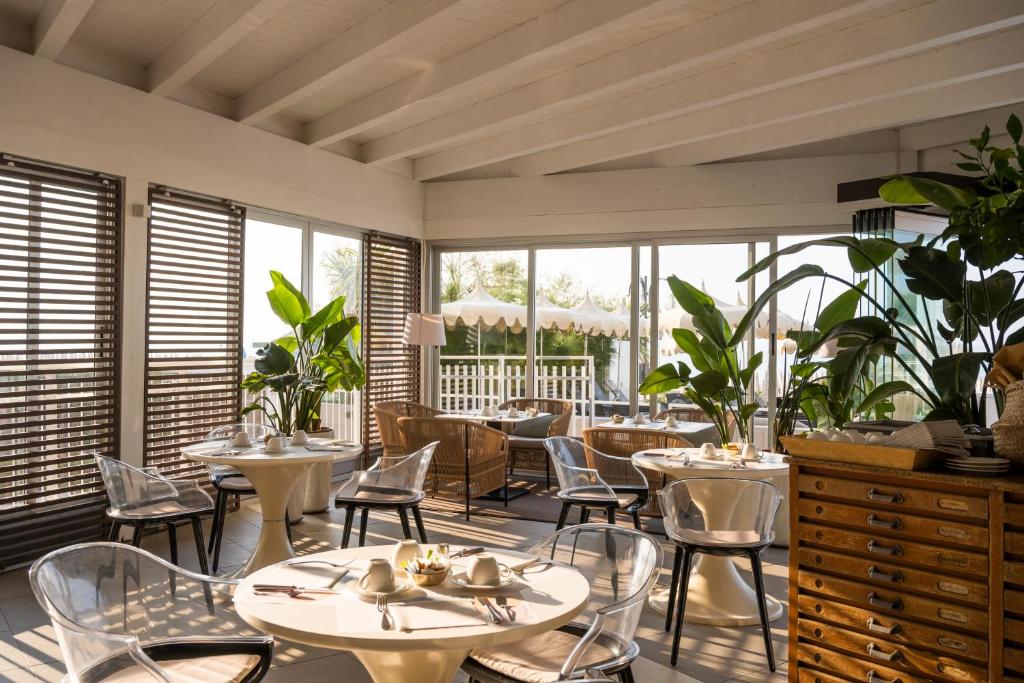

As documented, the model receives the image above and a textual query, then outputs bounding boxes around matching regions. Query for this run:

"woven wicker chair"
[655,405,735,441]
[374,401,444,464]
[398,417,509,521]
[499,398,573,489]
[582,427,694,517]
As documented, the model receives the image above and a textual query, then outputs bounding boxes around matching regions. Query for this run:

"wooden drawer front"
[800,523,988,577]
[798,498,987,548]
[797,548,988,606]
[1008,589,1024,616]
[1007,502,1024,527]
[797,642,935,683]
[1008,617,1024,644]
[799,570,988,634]
[1009,647,1024,675]
[1008,560,1024,586]
[798,474,987,520]
[1008,531,1024,556]
[798,618,987,682]
[796,667,859,683]
[797,595,988,662]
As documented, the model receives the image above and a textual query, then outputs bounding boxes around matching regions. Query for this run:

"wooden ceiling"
[1,0,1022,181]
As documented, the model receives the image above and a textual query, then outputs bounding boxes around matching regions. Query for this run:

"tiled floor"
[0,496,788,682]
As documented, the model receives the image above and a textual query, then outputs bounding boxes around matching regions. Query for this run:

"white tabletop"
[439,411,551,424]
[632,448,788,479]
[234,545,590,652]
[597,419,720,435]
[182,440,362,467]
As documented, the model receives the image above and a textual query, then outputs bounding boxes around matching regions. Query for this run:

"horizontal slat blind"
[144,186,243,477]
[361,231,421,463]
[0,154,122,569]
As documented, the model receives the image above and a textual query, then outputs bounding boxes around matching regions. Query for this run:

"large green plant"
[639,277,762,443]
[240,271,365,434]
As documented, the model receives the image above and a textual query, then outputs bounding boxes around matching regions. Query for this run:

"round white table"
[632,449,789,626]
[234,546,591,683]
[182,441,362,576]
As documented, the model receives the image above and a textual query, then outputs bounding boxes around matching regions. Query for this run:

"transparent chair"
[94,454,214,574]
[334,441,438,548]
[545,437,648,530]
[463,524,663,683]
[203,424,279,573]
[660,478,782,670]
[30,542,272,683]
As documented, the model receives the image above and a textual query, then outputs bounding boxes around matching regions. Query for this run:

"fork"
[377,594,394,630]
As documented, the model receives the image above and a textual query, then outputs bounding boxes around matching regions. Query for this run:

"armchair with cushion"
[500,398,573,489]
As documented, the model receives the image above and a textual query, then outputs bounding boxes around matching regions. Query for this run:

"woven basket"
[994,380,1024,466]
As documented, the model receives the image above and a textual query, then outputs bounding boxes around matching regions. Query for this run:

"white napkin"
[392,598,486,631]
[258,562,349,589]
[643,448,686,458]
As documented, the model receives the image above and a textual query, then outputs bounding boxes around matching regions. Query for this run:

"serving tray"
[780,434,944,470]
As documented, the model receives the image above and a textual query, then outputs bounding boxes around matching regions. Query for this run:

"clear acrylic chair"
[660,478,782,670]
[463,524,662,683]
[545,437,648,530]
[94,454,214,574]
[335,441,438,548]
[30,542,272,683]
[204,424,280,573]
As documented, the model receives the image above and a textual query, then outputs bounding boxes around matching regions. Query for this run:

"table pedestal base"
[647,555,783,626]
[352,647,468,683]
[232,463,311,577]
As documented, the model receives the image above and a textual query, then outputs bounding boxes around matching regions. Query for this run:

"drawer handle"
[866,669,900,683]
[867,514,902,530]
[867,642,902,662]
[866,617,901,635]
[867,592,902,611]
[867,565,902,583]
[867,488,903,504]
[867,540,902,557]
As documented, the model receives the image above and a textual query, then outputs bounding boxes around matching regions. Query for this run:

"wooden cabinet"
[789,460,1023,682]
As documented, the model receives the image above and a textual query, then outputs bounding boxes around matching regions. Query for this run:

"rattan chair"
[374,400,444,464]
[31,542,272,683]
[398,417,508,521]
[546,437,647,530]
[500,398,573,489]
[582,427,693,517]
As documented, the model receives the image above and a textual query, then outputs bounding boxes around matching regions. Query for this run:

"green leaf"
[955,162,983,173]
[856,381,924,415]
[847,239,899,273]
[639,362,689,395]
[254,342,293,375]
[879,176,976,212]
[274,334,298,353]
[804,316,894,358]
[302,296,346,340]
[728,264,825,345]
[815,281,866,332]
[690,370,729,395]
[266,270,310,329]
[966,269,1015,326]
[929,352,989,405]
[667,277,730,348]
[898,246,966,302]
[1009,113,1023,144]
[264,373,299,390]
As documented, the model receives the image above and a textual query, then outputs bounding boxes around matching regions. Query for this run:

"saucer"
[448,568,518,591]
[344,573,414,601]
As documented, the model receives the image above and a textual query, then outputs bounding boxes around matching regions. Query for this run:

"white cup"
[391,539,421,570]
[482,405,497,417]
[634,412,647,424]
[466,553,503,586]
[742,443,760,460]
[359,558,396,593]
[265,436,285,454]
[699,442,718,459]
[231,432,251,447]
[507,407,519,418]
[290,429,307,446]
[663,415,678,428]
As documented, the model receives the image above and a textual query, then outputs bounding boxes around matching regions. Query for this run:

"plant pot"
[301,427,336,513]
[994,380,1024,467]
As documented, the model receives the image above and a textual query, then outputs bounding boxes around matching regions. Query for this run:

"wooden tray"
[780,434,944,470]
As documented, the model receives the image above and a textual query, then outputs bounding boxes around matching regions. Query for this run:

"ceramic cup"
[359,558,396,593]
[634,413,647,424]
[290,429,307,446]
[466,553,502,586]
[507,407,519,418]
[741,443,760,460]
[483,405,497,417]
[699,442,718,459]
[391,539,421,570]
[265,436,286,454]
[664,415,678,428]
[231,432,251,447]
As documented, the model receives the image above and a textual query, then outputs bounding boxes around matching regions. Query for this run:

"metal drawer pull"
[867,566,902,582]
[867,643,902,662]
[866,617,901,635]
[867,540,902,556]
[867,514,902,530]
[866,669,899,683]
[867,488,903,504]
[867,592,902,611]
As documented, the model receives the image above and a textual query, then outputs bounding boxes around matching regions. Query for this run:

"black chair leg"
[580,507,590,524]
[107,521,120,542]
[341,504,356,549]
[398,507,413,539]
[411,505,428,543]
[208,490,226,554]
[670,547,695,666]
[545,456,551,490]
[130,524,143,547]
[606,506,616,525]
[665,544,683,632]
[631,509,641,531]
[619,667,636,683]
[285,510,293,545]
[556,502,571,530]
[749,550,776,672]
[167,523,178,566]
[358,508,369,547]
[191,516,210,575]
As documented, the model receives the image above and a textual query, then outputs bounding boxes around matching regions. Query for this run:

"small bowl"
[409,568,449,587]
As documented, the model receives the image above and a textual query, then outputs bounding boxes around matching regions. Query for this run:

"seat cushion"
[511,415,559,438]
[508,436,547,451]
[670,528,767,548]
[336,484,422,505]
[470,630,617,683]
[103,653,260,683]
[559,488,638,509]
[215,476,254,492]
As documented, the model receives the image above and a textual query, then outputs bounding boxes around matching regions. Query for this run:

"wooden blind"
[144,187,244,478]
[0,154,122,569]
[361,231,421,462]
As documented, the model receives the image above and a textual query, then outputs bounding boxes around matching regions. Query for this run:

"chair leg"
[665,545,683,631]
[167,523,178,566]
[619,667,636,683]
[631,509,641,531]
[285,510,293,546]
[504,470,509,507]
[107,521,120,542]
[341,504,356,549]
[398,507,413,540]
[191,516,210,575]
[670,547,695,666]
[208,490,226,554]
[606,506,616,525]
[411,505,428,543]
[580,507,590,524]
[749,550,777,672]
[545,456,551,490]
[358,508,369,547]
[130,524,143,547]
[556,502,571,530]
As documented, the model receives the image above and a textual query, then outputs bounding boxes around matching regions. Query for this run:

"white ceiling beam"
[492,26,1024,178]
[412,0,1024,179]
[307,0,686,149]
[33,0,93,60]
[648,71,1024,168]
[235,0,473,125]
[898,102,1024,151]
[148,0,288,97]
[363,0,894,165]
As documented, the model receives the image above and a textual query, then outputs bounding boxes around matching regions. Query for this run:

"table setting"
[598,414,722,443]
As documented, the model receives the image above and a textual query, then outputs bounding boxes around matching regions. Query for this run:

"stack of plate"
[945,456,1011,475]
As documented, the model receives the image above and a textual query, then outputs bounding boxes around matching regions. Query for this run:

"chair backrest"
[529,524,662,672]
[583,427,693,456]
[29,542,260,681]
[499,398,573,436]
[374,401,443,457]
[659,478,782,546]
[377,441,438,492]
[94,454,178,513]
[654,406,711,423]
[206,423,277,441]
[545,437,645,494]
[398,417,507,466]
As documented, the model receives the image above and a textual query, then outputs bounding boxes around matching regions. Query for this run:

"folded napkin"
[642,448,686,458]
[392,598,486,631]
[258,562,350,589]
[878,420,970,458]
[988,343,1024,389]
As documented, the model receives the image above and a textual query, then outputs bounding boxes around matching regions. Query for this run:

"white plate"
[448,569,518,591]
[344,573,414,601]
[946,457,1009,465]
